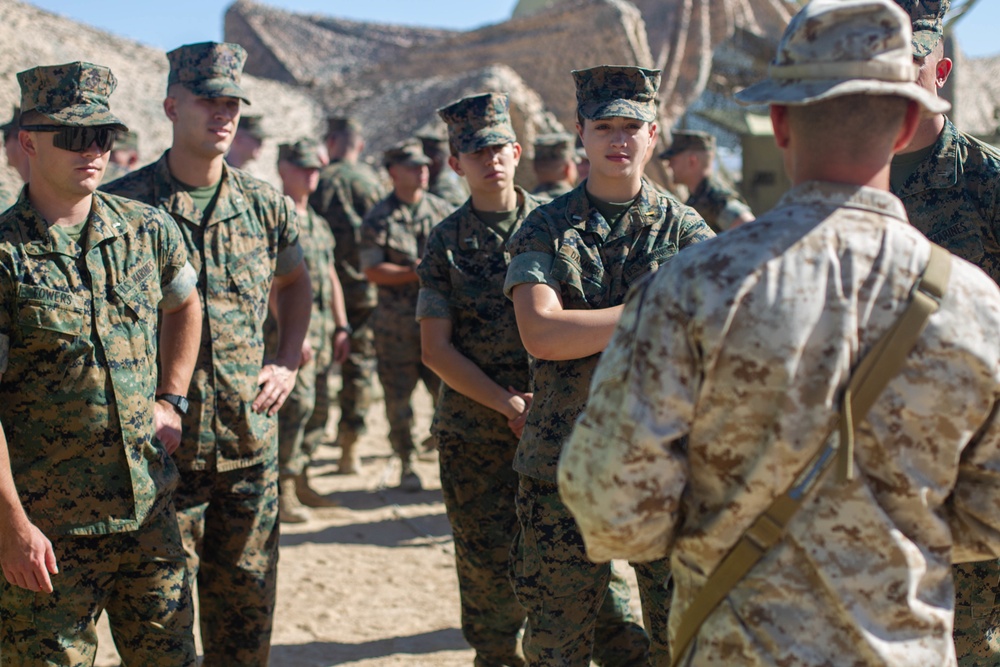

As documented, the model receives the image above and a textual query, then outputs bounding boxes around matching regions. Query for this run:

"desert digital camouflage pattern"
[686,174,754,233]
[359,190,453,460]
[559,182,1000,666]
[572,66,661,122]
[438,93,518,154]
[166,41,251,103]
[17,61,126,128]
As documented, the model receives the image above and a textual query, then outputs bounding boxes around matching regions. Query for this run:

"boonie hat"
[659,130,716,160]
[893,0,949,58]
[17,62,127,129]
[572,66,661,123]
[278,138,323,169]
[735,0,950,114]
[167,42,251,105]
[438,93,518,154]
[383,138,432,168]
[534,133,578,163]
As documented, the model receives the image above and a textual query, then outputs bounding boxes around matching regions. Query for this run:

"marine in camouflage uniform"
[104,42,311,666]
[560,3,1000,665]
[504,67,714,666]
[888,1,1000,662]
[659,130,754,233]
[310,116,385,473]
[531,132,579,200]
[265,139,349,523]
[418,92,539,666]
[360,138,452,490]
[416,123,470,207]
[103,129,140,184]
[0,62,201,666]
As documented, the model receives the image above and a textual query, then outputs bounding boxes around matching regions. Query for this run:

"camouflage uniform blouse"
[416,187,541,439]
[560,182,1000,666]
[686,174,753,233]
[503,180,713,482]
[104,154,303,473]
[892,118,1000,284]
[0,190,196,536]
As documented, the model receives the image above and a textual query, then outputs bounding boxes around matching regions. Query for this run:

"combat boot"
[295,470,339,508]
[336,432,360,475]
[279,477,310,523]
[398,458,423,493]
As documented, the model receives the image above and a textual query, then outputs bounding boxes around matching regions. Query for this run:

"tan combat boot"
[279,477,310,523]
[295,470,339,508]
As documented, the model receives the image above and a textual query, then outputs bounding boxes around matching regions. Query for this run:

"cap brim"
[185,79,252,105]
[39,106,128,131]
[658,147,681,160]
[454,127,518,154]
[393,157,432,167]
[579,99,656,122]
[735,78,950,115]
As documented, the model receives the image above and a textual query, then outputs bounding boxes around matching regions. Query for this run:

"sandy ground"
[95,380,639,666]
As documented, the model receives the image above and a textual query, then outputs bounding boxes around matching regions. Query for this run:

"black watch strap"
[156,393,190,416]
[334,324,353,336]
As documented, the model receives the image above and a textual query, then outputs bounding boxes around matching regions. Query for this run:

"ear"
[892,101,922,154]
[648,121,658,145]
[447,154,463,177]
[575,121,584,143]
[18,129,37,158]
[936,57,953,88]
[770,105,791,149]
[510,142,522,166]
[163,96,178,123]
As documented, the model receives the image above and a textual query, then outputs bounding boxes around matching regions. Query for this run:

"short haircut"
[786,94,909,160]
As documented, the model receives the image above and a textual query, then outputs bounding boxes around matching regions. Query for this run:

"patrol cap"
[326,116,362,137]
[893,0,949,58]
[1,107,19,141]
[114,129,139,152]
[277,138,323,169]
[414,121,449,155]
[572,65,661,123]
[238,115,266,141]
[735,0,950,114]
[383,138,432,168]
[17,62,127,130]
[534,133,578,163]
[658,130,716,160]
[437,92,518,154]
[167,42,251,105]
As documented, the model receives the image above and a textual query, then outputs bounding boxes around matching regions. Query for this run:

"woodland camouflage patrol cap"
[278,138,323,169]
[17,62,127,129]
[658,130,716,160]
[383,138,432,168]
[572,65,661,122]
[735,0,950,114]
[893,0,949,58]
[167,42,251,104]
[534,133,578,163]
[437,93,518,154]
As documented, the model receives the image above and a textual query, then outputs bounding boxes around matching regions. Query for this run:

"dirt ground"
[95,380,639,666]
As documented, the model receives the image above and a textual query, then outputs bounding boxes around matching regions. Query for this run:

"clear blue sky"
[23,0,1000,59]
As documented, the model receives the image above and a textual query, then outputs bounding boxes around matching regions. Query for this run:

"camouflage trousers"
[278,355,329,479]
[438,430,526,666]
[174,459,280,667]
[0,501,195,667]
[373,314,440,460]
[510,476,672,667]
[331,305,377,447]
[954,559,1000,666]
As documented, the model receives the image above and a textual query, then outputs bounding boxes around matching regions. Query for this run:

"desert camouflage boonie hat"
[573,66,661,123]
[278,138,323,169]
[167,42,251,104]
[238,115,266,141]
[659,130,716,160]
[438,93,518,154]
[892,0,949,58]
[383,138,432,168]
[17,62,127,130]
[735,0,950,114]
[534,133,578,163]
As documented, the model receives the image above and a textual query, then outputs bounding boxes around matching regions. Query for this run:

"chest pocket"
[112,263,161,362]
[229,246,271,320]
[623,243,677,287]
[550,241,608,308]
[17,286,88,338]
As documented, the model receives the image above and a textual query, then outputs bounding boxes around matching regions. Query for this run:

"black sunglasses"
[20,125,117,153]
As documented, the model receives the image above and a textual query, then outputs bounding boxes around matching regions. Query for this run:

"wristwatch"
[334,324,353,336]
[156,393,190,416]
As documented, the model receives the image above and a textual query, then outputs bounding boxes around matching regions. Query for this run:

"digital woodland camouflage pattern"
[17,61,127,129]
[891,119,1000,664]
[895,0,949,57]
[658,129,715,160]
[559,182,1000,666]
[532,133,578,200]
[685,174,754,233]
[166,41,251,103]
[572,66,660,122]
[416,188,541,664]
[360,190,453,459]
[438,92,518,154]
[383,137,432,167]
[278,137,323,169]
[309,153,385,445]
[265,207,337,478]
[0,504,194,667]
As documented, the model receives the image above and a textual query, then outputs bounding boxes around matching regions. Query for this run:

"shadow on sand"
[269,627,469,666]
